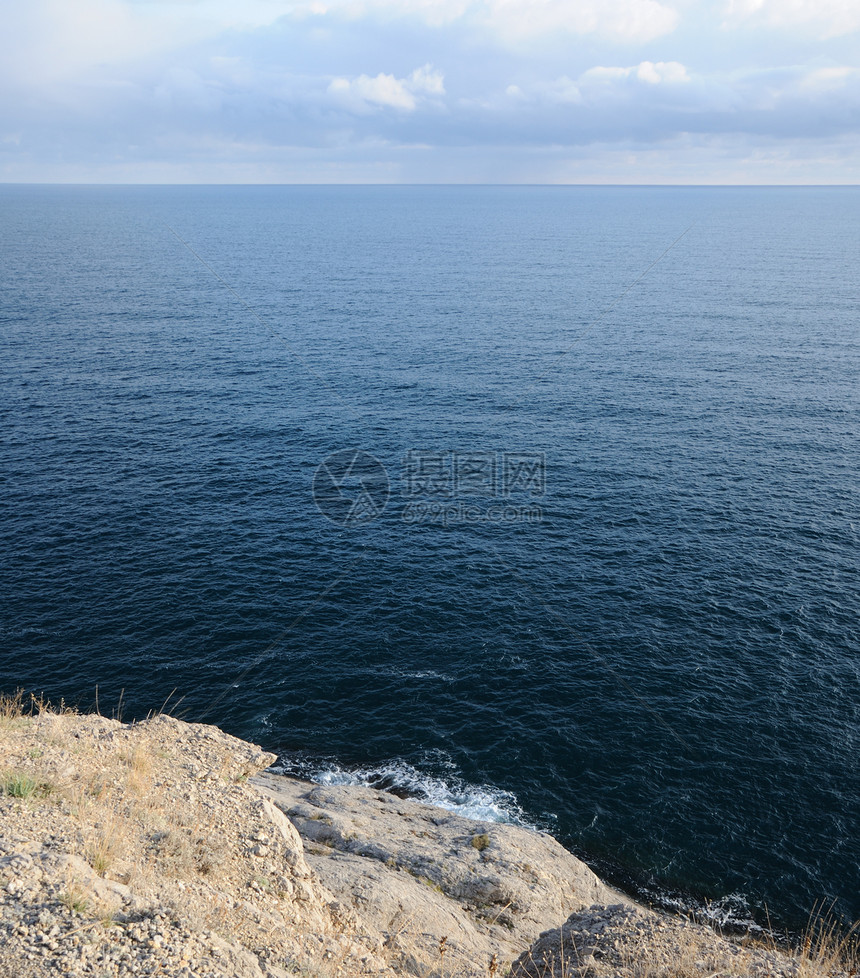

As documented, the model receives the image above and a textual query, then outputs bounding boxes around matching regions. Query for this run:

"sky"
[1,0,859,183]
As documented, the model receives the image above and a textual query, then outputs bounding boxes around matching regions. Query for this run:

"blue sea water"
[1,185,859,930]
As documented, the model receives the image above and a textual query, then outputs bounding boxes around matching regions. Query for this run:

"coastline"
[0,704,850,978]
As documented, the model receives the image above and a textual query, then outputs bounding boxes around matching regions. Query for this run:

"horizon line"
[2,181,859,189]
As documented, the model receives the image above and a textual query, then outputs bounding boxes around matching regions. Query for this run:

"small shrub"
[86,776,109,801]
[152,828,192,868]
[471,833,490,852]
[99,911,119,930]
[87,814,122,876]
[89,847,112,876]
[194,836,226,877]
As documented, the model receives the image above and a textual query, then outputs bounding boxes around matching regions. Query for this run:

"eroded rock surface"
[252,772,623,977]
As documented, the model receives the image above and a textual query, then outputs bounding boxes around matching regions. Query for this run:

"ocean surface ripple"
[1,185,858,929]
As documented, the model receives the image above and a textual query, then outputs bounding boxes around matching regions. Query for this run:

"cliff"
[0,703,849,978]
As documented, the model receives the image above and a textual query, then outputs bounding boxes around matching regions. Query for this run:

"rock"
[510,903,803,978]
[251,772,624,977]
[257,799,311,877]
[0,707,831,978]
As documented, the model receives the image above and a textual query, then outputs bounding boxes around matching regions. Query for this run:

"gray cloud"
[1,0,859,181]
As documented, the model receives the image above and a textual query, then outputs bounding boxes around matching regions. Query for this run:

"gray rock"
[251,773,625,977]
[509,903,804,978]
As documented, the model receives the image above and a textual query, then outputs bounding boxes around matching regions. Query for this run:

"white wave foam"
[646,887,764,933]
[275,755,532,827]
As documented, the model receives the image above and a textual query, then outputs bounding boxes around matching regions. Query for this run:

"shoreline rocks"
[251,771,624,976]
[0,708,844,978]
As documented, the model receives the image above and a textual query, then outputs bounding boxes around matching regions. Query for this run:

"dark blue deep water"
[2,185,858,930]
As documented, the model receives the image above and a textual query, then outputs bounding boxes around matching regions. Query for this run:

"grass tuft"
[59,885,89,916]
[0,689,26,724]
[3,774,39,799]
[793,904,860,978]
[2,772,54,800]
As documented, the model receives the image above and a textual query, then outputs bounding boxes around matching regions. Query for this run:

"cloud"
[581,60,690,87]
[722,0,860,37]
[330,72,416,110]
[2,0,859,182]
[799,67,857,90]
[453,61,860,149]
[287,0,680,42]
[480,0,679,42]
[636,60,689,84]
[0,0,204,89]
[328,64,445,111]
[409,64,446,95]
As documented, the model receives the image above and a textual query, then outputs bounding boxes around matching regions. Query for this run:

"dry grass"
[792,906,859,978]
[0,688,75,721]
[122,745,152,794]
[511,908,860,978]
[0,688,26,723]
[85,811,123,876]
[0,692,189,890]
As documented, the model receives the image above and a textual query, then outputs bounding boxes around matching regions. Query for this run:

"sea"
[1,185,858,932]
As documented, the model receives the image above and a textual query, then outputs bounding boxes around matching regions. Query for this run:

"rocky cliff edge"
[0,707,849,978]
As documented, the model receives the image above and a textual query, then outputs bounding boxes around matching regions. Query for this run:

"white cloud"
[582,67,632,84]
[798,67,857,90]
[481,0,679,41]
[328,64,445,111]
[637,60,689,84]
[2,0,860,183]
[409,64,446,95]
[339,73,416,109]
[3,0,682,51]
[722,0,860,37]
[580,61,690,87]
[286,0,679,41]
[486,61,859,142]
[0,0,167,87]
[547,76,583,103]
